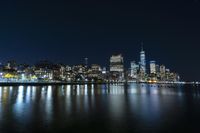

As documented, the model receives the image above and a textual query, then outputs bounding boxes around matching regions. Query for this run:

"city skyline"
[0,44,196,81]
[0,46,181,83]
[0,0,199,81]
[0,1,200,133]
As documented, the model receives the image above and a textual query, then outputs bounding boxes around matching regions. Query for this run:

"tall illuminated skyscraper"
[150,61,156,74]
[110,54,124,72]
[130,61,139,79]
[140,44,146,74]
[110,54,124,81]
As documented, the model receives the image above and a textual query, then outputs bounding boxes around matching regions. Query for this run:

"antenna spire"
[85,57,88,67]
[141,42,144,51]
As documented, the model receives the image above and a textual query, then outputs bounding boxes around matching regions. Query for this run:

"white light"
[47,86,52,99]
[66,85,71,95]
[84,85,88,95]
[77,85,80,95]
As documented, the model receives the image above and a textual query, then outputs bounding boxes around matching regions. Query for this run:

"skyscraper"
[150,61,156,74]
[110,54,124,72]
[156,64,160,74]
[110,54,124,81]
[160,65,166,74]
[160,65,166,81]
[130,61,139,79]
[140,44,146,74]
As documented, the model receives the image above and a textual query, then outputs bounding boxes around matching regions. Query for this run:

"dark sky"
[0,0,199,81]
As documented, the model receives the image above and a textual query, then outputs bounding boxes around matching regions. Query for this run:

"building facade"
[150,61,156,74]
[140,47,146,74]
[110,54,124,81]
[130,61,139,79]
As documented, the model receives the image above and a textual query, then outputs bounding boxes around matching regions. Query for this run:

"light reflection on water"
[0,83,200,133]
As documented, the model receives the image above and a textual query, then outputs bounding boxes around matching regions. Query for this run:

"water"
[0,83,200,133]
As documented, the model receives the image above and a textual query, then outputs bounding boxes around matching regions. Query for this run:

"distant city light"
[0,47,196,84]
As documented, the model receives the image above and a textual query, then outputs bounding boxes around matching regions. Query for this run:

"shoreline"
[0,81,197,86]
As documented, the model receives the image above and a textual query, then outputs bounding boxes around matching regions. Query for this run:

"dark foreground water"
[0,83,200,133]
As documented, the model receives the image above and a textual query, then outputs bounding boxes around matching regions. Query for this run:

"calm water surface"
[0,83,200,133]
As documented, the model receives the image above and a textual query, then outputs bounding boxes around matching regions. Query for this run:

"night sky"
[0,0,199,81]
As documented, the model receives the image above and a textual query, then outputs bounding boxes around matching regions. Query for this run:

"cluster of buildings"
[110,47,180,83]
[0,47,180,83]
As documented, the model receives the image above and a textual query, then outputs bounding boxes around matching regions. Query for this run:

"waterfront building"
[149,61,157,81]
[150,61,156,74]
[165,69,170,81]
[60,65,66,80]
[138,44,147,82]
[140,46,146,74]
[6,60,17,70]
[160,65,166,74]
[72,65,86,74]
[130,61,139,79]
[110,54,124,72]
[34,68,53,80]
[88,64,102,80]
[65,65,72,71]
[102,67,107,74]
[160,65,166,81]
[156,64,160,74]
[91,64,101,72]
[110,54,124,81]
